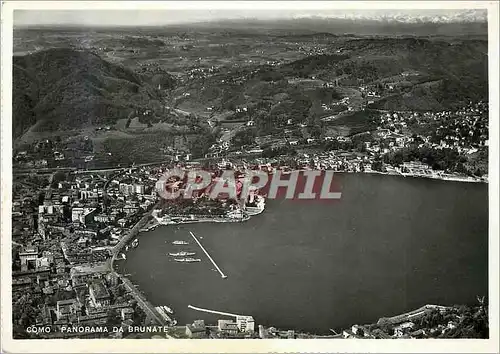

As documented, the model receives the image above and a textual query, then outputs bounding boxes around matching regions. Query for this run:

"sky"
[13,8,487,27]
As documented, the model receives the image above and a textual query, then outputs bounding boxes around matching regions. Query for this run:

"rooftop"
[186,324,206,333]
[89,280,111,299]
[218,319,238,331]
[20,246,38,255]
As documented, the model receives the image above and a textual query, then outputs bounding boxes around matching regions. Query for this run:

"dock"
[155,306,174,323]
[188,304,240,318]
[189,231,228,279]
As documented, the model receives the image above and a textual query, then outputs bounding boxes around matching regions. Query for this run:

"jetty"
[189,231,228,279]
[188,305,240,318]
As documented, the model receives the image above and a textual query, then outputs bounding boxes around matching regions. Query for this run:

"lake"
[118,173,488,334]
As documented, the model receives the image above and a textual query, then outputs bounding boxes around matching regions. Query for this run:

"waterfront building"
[236,315,255,332]
[258,324,267,339]
[394,322,416,337]
[186,319,207,338]
[106,272,120,287]
[218,319,239,335]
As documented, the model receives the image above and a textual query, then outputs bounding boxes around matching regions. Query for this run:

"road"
[116,272,171,326]
[110,211,153,258]
[110,202,168,327]
[13,159,173,176]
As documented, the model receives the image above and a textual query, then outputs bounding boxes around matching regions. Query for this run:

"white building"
[71,207,96,225]
[236,316,255,332]
[134,184,145,194]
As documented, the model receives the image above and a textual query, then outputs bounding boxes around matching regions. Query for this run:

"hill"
[175,35,487,137]
[12,48,176,138]
[277,37,488,111]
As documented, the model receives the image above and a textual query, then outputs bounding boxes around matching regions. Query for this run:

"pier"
[188,305,241,318]
[189,231,228,279]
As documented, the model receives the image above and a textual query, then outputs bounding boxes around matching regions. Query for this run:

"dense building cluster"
[12,167,163,338]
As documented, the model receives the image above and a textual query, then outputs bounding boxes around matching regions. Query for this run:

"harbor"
[116,173,487,334]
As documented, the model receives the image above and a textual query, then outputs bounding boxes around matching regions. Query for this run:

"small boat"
[169,251,195,257]
[163,306,174,314]
[172,240,189,245]
[184,258,201,263]
[174,258,187,262]
[120,253,126,260]
[132,239,139,248]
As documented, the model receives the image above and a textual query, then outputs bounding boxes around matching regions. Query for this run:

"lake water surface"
[119,173,488,334]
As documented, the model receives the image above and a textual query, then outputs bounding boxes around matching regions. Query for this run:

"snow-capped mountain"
[291,10,487,23]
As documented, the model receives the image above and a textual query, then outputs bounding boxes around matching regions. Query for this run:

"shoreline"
[111,173,485,336]
[111,203,263,328]
[151,214,251,226]
[114,214,481,337]
[351,169,487,183]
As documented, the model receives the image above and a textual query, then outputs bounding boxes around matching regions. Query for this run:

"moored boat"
[172,240,189,245]
[163,306,174,314]
[174,257,201,263]
[169,251,196,257]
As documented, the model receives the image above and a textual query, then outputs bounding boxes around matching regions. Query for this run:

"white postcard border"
[1,1,499,353]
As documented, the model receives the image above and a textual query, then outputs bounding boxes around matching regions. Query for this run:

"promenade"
[109,201,166,326]
[115,272,171,326]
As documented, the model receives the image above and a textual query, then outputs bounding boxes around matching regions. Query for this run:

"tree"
[372,160,384,172]
[455,162,467,174]
[231,129,256,147]
[188,131,217,158]
[107,308,121,327]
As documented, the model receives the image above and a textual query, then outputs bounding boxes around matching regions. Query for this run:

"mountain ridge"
[12,48,175,138]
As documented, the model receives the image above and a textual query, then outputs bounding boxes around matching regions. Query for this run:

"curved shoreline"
[110,173,485,335]
[340,170,487,183]
[110,203,264,329]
